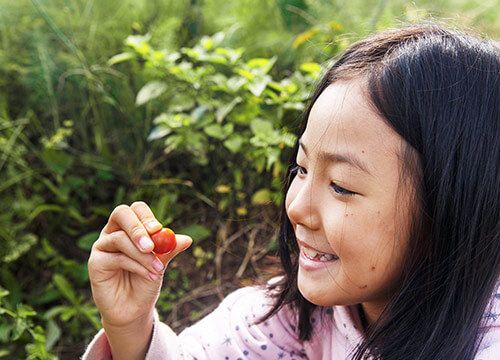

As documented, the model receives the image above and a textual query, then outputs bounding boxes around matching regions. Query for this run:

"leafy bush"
[113,31,320,212]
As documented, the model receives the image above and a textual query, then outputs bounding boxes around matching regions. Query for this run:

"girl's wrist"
[102,311,155,360]
[101,310,155,334]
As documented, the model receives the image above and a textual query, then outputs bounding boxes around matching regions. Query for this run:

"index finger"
[102,204,155,253]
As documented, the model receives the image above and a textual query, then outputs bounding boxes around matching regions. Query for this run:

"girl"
[83,23,499,359]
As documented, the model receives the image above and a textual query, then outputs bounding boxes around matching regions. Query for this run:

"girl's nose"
[286,179,321,230]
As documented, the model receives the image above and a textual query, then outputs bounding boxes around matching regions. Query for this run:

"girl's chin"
[297,271,339,306]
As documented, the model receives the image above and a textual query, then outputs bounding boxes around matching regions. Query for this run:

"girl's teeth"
[319,254,336,261]
[303,247,318,258]
[303,247,337,261]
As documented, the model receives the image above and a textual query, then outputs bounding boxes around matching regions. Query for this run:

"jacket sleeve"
[474,287,500,360]
[80,307,181,360]
[81,282,307,359]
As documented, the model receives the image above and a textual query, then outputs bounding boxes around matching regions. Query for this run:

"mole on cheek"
[371,266,376,271]
[359,284,368,289]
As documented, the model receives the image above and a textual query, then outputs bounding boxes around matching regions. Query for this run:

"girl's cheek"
[327,209,370,259]
[324,210,354,253]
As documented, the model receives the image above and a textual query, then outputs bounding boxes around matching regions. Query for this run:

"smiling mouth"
[297,240,339,262]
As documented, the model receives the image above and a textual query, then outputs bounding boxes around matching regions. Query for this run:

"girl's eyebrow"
[298,138,373,177]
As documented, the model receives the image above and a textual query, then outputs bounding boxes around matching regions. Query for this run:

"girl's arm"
[82,281,308,359]
[82,308,182,359]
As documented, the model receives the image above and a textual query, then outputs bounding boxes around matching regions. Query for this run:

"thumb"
[155,234,193,266]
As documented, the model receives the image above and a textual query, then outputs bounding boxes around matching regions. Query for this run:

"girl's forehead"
[303,81,402,162]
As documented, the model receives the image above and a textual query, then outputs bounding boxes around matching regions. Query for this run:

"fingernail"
[139,236,154,251]
[148,272,159,281]
[146,221,162,232]
[152,259,164,272]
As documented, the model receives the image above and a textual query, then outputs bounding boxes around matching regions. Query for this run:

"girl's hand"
[87,201,192,330]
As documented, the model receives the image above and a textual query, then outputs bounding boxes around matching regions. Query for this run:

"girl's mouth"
[298,241,339,271]
[299,247,339,271]
[302,246,339,262]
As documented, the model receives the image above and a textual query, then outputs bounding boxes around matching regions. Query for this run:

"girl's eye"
[330,182,356,196]
[290,164,306,176]
[290,164,356,197]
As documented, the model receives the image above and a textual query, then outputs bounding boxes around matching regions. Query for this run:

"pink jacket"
[82,280,499,359]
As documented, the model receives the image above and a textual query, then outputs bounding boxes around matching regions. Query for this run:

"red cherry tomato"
[151,227,176,254]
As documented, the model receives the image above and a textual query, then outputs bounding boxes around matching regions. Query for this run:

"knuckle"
[115,230,127,238]
[130,224,145,239]
[109,232,121,247]
[91,235,105,252]
[114,253,126,266]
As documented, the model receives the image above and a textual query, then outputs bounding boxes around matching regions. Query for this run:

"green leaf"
[215,47,244,63]
[204,124,225,140]
[12,318,28,340]
[17,304,36,318]
[60,307,77,322]
[126,34,152,55]
[136,81,168,106]
[177,224,211,242]
[247,56,277,74]
[147,125,172,141]
[0,349,10,357]
[81,304,101,330]
[68,206,89,223]
[41,148,74,177]
[0,323,12,343]
[52,274,77,304]
[226,76,247,92]
[0,269,21,304]
[266,147,281,171]
[77,231,99,251]
[211,32,225,46]
[222,123,234,136]
[248,75,271,96]
[169,94,196,112]
[3,234,37,263]
[235,68,254,81]
[126,34,151,48]
[190,105,209,122]
[200,36,214,50]
[250,118,274,136]
[223,135,244,153]
[252,188,272,205]
[107,52,135,66]
[45,319,61,351]
[215,97,242,123]
[300,62,321,74]
[0,288,9,299]
[43,305,67,320]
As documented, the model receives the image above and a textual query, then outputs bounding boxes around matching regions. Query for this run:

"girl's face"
[285,80,414,325]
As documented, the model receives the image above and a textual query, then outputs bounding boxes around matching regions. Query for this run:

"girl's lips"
[296,239,337,257]
[299,246,339,271]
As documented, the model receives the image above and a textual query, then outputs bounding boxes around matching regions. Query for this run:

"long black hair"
[259,23,499,360]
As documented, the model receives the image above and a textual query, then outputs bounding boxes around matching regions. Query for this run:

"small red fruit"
[151,227,176,254]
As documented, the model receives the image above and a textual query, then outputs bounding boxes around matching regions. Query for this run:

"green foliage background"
[0,0,497,358]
